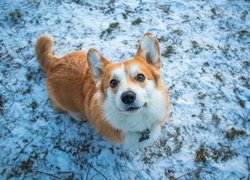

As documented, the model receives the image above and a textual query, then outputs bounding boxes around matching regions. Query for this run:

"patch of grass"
[8,168,21,178]
[165,169,175,179]
[29,101,38,110]
[238,29,250,38]
[210,146,236,162]
[172,140,183,153]
[9,9,22,25]
[26,72,33,81]
[132,18,142,25]
[239,74,250,89]
[22,86,31,95]
[198,103,205,120]
[181,15,190,23]
[195,145,208,163]
[196,144,236,163]
[191,41,199,48]
[197,92,207,100]
[205,44,216,52]
[172,29,183,36]
[210,7,221,19]
[203,62,209,67]
[8,154,37,178]
[119,152,132,160]
[142,156,154,164]
[122,9,133,19]
[242,81,250,90]
[218,45,230,57]
[182,15,189,20]
[20,159,34,173]
[158,36,168,43]
[243,61,250,68]
[213,73,224,83]
[109,22,119,29]
[191,40,202,54]
[211,7,217,16]
[0,95,4,114]
[72,0,81,4]
[100,22,120,38]
[238,100,245,108]
[226,127,247,140]
[158,5,171,14]
[162,46,174,57]
[171,127,183,153]
[240,10,248,21]
[212,114,221,125]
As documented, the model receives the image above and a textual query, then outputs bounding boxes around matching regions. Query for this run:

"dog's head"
[87,33,166,131]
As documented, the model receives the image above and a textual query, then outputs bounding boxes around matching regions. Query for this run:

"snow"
[0,0,250,179]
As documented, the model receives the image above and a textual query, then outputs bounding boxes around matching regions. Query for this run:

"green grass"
[213,73,224,82]
[162,46,174,57]
[132,18,142,25]
[122,9,133,19]
[100,22,120,38]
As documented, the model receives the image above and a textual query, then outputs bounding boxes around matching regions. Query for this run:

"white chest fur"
[102,87,166,147]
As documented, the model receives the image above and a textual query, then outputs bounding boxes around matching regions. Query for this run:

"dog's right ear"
[87,48,110,79]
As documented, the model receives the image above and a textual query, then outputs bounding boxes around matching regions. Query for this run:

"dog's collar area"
[139,128,150,142]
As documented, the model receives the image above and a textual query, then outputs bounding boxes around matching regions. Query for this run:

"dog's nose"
[121,91,136,104]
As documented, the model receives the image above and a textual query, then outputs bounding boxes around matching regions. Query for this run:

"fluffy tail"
[35,35,58,71]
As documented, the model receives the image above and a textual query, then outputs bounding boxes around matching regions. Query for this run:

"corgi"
[35,33,170,148]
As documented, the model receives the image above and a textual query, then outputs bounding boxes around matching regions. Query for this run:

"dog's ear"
[135,32,161,69]
[87,48,110,79]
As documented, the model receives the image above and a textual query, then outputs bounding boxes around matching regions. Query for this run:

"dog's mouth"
[121,102,147,112]
[126,106,140,112]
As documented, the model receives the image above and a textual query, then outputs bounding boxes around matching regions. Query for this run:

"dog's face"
[87,33,166,131]
[101,58,160,114]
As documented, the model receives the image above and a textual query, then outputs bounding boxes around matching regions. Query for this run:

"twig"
[1,83,15,108]
[87,162,108,180]
[36,170,61,179]
[247,156,250,172]
[231,48,241,61]
[85,166,91,180]
[13,138,34,163]
[175,168,202,179]
[0,121,13,135]
[119,164,142,179]
[115,160,122,180]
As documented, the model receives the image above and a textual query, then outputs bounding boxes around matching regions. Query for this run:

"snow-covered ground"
[0,0,249,179]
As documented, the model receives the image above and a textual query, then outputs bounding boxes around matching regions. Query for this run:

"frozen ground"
[0,0,250,179]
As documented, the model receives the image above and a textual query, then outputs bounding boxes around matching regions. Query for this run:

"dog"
[35,32,170,148]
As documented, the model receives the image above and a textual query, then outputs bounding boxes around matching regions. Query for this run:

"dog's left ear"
[87,48,110,79]
[135,32,161,69]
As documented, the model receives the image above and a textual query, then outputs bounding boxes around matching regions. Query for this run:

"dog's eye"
[110,79,118,88]
[136,74,145,82]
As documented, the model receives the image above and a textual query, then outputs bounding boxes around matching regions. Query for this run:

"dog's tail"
[35,35,58,71]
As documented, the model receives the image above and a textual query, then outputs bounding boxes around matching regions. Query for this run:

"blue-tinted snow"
[0,0,249,179]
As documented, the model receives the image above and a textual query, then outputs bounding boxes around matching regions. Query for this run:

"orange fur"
[35,34,170,145]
